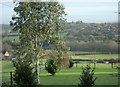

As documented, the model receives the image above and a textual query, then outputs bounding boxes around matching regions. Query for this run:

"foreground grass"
[1,61,119,85]
[40,74,118,85]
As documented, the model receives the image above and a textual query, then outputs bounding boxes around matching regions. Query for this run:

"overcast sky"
[0,0,119,24]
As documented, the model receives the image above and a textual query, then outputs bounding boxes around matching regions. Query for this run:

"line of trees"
[66,40,118,53]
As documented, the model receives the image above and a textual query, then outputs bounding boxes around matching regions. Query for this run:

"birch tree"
[10,1,66,85]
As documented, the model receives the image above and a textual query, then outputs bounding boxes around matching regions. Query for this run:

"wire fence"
[1,72,14,86]
[1,62,119,86]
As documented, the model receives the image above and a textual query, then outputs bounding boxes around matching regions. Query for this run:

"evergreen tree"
[45,58,58,75]
[78,65,97,87]
[13,49,36,87]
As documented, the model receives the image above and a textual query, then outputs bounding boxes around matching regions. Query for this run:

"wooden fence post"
[10,72,13,86]
[76,63,77,68]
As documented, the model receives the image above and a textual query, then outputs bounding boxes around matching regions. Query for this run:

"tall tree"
[10,1,66,85]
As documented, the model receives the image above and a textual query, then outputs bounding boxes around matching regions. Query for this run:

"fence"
[1,72,13,86]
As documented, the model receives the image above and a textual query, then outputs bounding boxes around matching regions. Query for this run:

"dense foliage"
[13,57,36,87]
[78,64,97,87]
[63,22,118,53]
[10,1,67,85]
[45,58,58,75]
[69,59,74,68]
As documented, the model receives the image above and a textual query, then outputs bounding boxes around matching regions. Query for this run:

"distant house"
[4,51,10,57]
[2,51,10,60]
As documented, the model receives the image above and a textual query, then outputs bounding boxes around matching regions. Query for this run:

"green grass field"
[72,51,104,54]
[1,60,119,85]
[2,29,19,41]
[72,54,119,59]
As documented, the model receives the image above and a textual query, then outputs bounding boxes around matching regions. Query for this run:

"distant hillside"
[0,24,13,30]
[63,22,118,41]
[62,22,118,53]
[2,22,118,53]
[2,22,118,41]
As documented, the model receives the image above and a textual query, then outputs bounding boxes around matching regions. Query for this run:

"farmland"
[1,1,120,87]
[72,54,119,59]
[1,23,119,86]
[1,56,119,86]
[1,22,119,53]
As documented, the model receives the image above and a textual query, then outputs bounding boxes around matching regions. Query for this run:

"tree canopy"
[10,1,67,85]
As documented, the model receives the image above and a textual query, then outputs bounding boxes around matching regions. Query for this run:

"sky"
[0,0,119,24]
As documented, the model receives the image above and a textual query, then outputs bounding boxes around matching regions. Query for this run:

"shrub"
[78,64,97,87]
[13,58,36,87]
[97,59,105,63]
[109,59,117,63]
[69,59,74,68]
[58,58,70,68]
[45,58,58,75]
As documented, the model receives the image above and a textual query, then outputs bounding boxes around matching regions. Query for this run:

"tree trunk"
[36,58,40,85]
[35,36,40,85]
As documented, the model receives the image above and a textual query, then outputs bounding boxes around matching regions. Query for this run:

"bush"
[13,58,36,87]
[69,59,74,68]
[97,59,105,63]
[109,59,117,63]
[45,58,58,75]
[78,64,97,87]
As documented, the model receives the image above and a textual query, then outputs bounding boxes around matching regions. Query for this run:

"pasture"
[2,30,19,41]
[72,54,119,59]
[1,58,119,86]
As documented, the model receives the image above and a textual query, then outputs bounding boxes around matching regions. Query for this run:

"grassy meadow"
[72,54,119,59]
[1,57,119,85]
